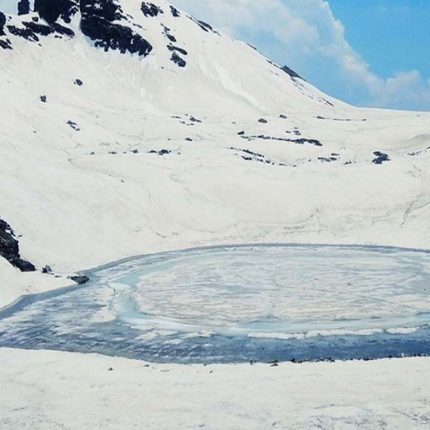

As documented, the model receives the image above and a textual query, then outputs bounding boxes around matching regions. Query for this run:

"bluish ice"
[1,244,430,363]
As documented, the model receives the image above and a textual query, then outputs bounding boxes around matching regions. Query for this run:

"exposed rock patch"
[141,2,163,18]
[171,51,186,67]
[0,218,36,272]
[372,151,390,165]
[170,6,180,17]
[70,274,90,284]
[240,133,323,147]
[80,0,153,56]
[281,65,303,80]
[34,0,78,24]
[18,0,31,16]
[0,12,6,35]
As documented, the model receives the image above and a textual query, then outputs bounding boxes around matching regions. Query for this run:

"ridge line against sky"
[1,0,429,111]
[174,0,430,111]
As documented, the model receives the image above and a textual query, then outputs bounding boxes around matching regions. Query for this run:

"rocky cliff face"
[80,0,153,56]
[1,0,153,56]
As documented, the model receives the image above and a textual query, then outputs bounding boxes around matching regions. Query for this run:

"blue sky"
[1,0,429,110]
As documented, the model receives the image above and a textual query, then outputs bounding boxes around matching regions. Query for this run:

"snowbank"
[0,348,429,429]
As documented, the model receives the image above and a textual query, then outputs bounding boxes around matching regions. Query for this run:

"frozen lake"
[1,244,430,363]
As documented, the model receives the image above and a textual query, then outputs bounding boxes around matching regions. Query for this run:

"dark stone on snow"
[372,151,390,164]
[170,6,180,17]
[171,52,186,67]
[42,265,53,274]
[195,19,214,33]
[80,0,153,57]
[67,120,80,131]
[0,217,36,272]
[241,133,323,147]
[318,156,338,163]
[161,25,176,42]
[50,22,75,37]
[148,149,171,155]
[34,0,78,24]
[141,2,163,17]
[15,258,36,272]
[23,21,55,36]
[18,0,31,16]
[167,44,188,56]
[0,39,12,50]
[292,138,322,147]
[7,14,75,44]
[70,275,90,285]
[40,95,47,102]
[74,78,83,86]
[0,14,12,49]
[7,24,40,42]
[165,34,175,43]
[281,65,302,80]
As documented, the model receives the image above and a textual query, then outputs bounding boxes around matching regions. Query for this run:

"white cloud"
[174,0,430,110]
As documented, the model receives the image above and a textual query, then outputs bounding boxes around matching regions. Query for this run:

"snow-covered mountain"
[1,0,430,302]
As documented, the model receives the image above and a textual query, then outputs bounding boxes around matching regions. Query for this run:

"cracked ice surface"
[0,245,430,363]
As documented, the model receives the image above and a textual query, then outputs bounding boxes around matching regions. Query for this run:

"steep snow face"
[0,0,429,289]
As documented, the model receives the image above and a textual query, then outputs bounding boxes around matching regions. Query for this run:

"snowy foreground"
[1,348,430,429]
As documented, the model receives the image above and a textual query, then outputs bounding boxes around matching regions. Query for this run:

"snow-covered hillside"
[1,0,430,303]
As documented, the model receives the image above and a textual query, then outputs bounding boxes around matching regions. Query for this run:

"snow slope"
[0,0,430,304]
[1,348,430,429]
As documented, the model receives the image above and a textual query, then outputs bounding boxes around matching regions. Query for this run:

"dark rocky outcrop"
[194,19,217,34]
[149,149,171,156]
[171,52,186,67]
[0,12,6,35]
[167,44,187,56]
[34,0,78,24]
[70,274,90,284]
[141,2,163,18]
[7,0,76,44]
[281,65,303,80]
[80,0,122,22]
[0,12,12,49]
[80,0,153,56]
[0,218,36,272]
[18,0,31,16]
[0,39,12,50]
[7,24,40,41]
[161,25,176,42]
[170,6,180,17]
[372,151,390,165]
[67,120,80,131]
[240,133,323,147]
